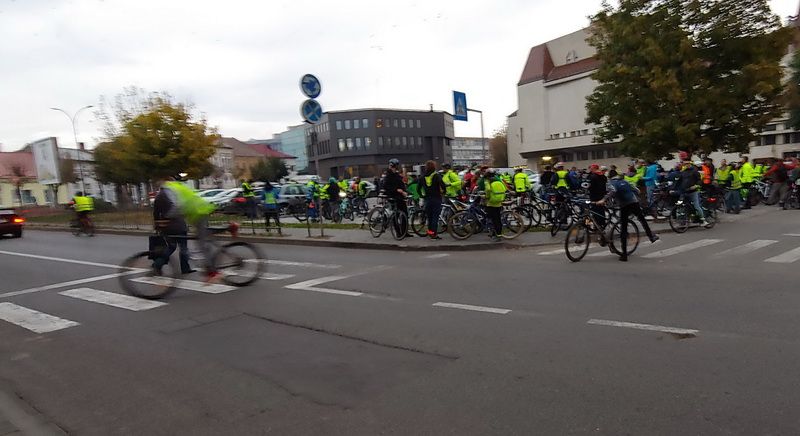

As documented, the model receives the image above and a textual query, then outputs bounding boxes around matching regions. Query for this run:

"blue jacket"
[642,164,659,187]
[608,178,639,207]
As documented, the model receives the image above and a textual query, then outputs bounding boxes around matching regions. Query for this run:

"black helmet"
[388,158,400,168]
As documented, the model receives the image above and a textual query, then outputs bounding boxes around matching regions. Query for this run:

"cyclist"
[740,156,755,209]
[442,163,462,199]
[727,162,743,214]
[485,170,507,242]
[407,174,421,208]
[153,178,217,278]
[262,181,280,229]
[642,160,660,217]
[587,164,608,230]
[241,179,257,219]
[540,165,555,189]
[513,167,531,196]
[419,160,446,240]
[384,158,411,237]
[675,160,708,226]
[554,162,569,197]
[322,177,340,219]
[72,191,94,232]
[763,158,790,208]
[337,176,348,193]
[598,172,659,262]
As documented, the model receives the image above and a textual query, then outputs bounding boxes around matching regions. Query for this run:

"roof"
[0,152,36,179]
[518,31,600,85]
[545,57,600,82]
[518,44,555,86]
[247,143,296,160]
[325,108,453,116]
[222,137,262,158]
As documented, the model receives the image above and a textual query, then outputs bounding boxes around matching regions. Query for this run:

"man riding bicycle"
[72,191,94,226]
[676,160,708,227]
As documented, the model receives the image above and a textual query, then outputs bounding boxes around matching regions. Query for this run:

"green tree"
[266,157,289,181]
[250,159,271,182]
[586,0,791,160]
[94,87,219,183]
[489,125,508,167]
[249,157,289,182]
[787,48,800,130]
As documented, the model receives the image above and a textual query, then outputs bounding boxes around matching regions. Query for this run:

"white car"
[198,189,226,199]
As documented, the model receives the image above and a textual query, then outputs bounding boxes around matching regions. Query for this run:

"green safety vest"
[357,181,368,197]
[338,180,348,191]
[715,167,730,185]
[624,174,639,185]
[513,172,529,193]
[319,184,331,200]
[407,181,420,200]
[263,190,277,205]
[73,196,94,212]
[444,170,462,197]
[740,163,754,183]
[242,182,254,198]
[731,169,742,190]
[306,181,320,198]
[636,166,646,182]
[555,170,569,188]
[165,182,216,224]
[487,179,507,207]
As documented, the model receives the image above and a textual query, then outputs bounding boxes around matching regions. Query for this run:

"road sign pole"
[467,108,485,163]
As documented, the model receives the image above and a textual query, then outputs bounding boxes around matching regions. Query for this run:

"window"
[591,150,605,160]
[338,138,346,151]
[581,129,589,135]
[416,119,421,128]
[365,137,372,148]
[376,118,384,128]
[378,136,384,147]
[355,137,362,149]
[607,148,619,158]
[418,136,423,148]
[387,136,393,146]
[409,119,413,128]
[576,151,588,161]
[402,136,408,147]
[393,118,399,128]
[763,124,778,132]
[401,119,406,128]
[354,119,361,129]
[763,135,776,146]
[347,138,354,150]
[344,120,351,129]
[362,118,369,128]
[335,120,342,130]
[395,136,401,147]
[784,133,792,144]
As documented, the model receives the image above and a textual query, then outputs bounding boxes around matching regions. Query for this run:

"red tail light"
[12,217,25,224]
[708,197,718,203]
[233,197,246,203]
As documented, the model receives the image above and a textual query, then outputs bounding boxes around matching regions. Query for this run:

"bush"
[94,199,116,212]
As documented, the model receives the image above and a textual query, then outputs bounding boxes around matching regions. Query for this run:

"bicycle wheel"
[447,211,477,240]
[71,220,81,236]
[214,241,264,286]
[410,209,428,236]
[564,223,590,262]
[515,207,533,232]
[703,208,717,229]
[609,220,640,256]
[390,212,408,241]
[85,220,96,237]
[366,207,386,238]
[500,211,525,240]
[669,205,690,233]
[118,251,179,299]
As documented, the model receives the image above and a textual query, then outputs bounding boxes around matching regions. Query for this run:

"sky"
[1,0,798,152]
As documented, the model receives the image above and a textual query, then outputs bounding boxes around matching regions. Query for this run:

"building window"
[355,137,362,149]
[418,136,423,148]
[581,129,589,136]
[763,124,777,132]
[362,118,369,128]
[354,119,361,129]
[402,136,408,148]
[784,133,792,144]
[387,136,393,147]
[335,120,342,130]
[576,151,588,161]
[401,119,406,128]
[395,136,401,147]
[763,135,776,146]
[378,136,384,147]
[347,138,354,150]
[393,119,399,128]
[416,119,421,128]
[344,120,351,129]
[338,138,346,151]
[376,118,384,128]
[607,148,619,158]
[365,137,372,148]
[591,150,605,160]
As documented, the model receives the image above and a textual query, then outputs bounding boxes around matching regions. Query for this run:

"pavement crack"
[242,313,459,360]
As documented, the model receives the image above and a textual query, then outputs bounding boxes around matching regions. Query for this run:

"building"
[277,125,310,172]
[508,15,800,171]
[306,109,454,179]
[224,137,265,182]
[451,137,487,167]
[199,140,235,189]
[246,141,297,172]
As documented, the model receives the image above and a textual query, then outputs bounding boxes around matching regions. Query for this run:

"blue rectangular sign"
[453,91,468,121]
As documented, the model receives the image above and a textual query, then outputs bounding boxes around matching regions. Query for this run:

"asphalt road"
[1,207,799,435]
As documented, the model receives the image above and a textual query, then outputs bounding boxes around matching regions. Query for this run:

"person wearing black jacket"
[419,160,446,239]
[383,158,410,237]
[587,164,608,229]
[152,178,194,274]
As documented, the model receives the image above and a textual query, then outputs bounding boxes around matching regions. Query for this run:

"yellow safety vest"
[73,196,94,212]
[555,170,569,188]
[487,180,507,207]
[740,163,754,183]
[338,180,348,191]
[242,182,255,198]
[715,167,730,184]
[513,172,529,193]
[444,170,461,197]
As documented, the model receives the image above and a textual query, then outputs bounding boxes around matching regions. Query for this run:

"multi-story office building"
[278,125,309,172]
[305,109,454,179]
[451,137,487,167]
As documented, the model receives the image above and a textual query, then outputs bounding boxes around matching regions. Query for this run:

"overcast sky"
[1,0,798,152]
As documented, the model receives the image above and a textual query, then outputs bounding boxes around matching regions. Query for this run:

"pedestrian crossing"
[0,258,342,335]
[537,237,800,264]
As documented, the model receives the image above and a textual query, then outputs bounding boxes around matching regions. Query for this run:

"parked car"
[207,188,241,206]
[198,189,226,199]
[0,209,25,238]
[220,189,264,215]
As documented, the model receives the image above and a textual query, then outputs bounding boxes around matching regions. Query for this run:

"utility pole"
[51,105,93,193]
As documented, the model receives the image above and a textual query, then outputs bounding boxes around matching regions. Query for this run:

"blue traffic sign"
[301,99,323,124]
[300,74,322,98]
[453,91,468,121]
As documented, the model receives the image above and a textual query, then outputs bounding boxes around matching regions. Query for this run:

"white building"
[199,141,235,189]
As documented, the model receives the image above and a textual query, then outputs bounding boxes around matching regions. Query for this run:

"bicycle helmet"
[388,158,400,168]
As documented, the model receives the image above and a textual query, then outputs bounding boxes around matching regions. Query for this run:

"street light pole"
[467,108,486,162]
[51,105,93,194]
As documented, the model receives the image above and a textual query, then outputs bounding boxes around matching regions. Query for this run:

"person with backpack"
[597,173,659,262]
[419,160,446,240]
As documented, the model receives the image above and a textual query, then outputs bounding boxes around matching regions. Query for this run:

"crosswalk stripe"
[713,240,778,257]
[261,273,296,280]
[642,239,723,259]
[0,302,79,333]
[130,277,236,294]
[764,247,800,264]
[264,260,341,269]
[537,249,563,256]
[59,288,167,311]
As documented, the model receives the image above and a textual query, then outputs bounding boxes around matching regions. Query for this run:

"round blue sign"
[301,99,323,124]
[300,74,322,99]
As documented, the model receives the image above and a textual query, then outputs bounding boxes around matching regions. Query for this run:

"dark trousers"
[245,197,257,218]
[425,197,442,235]
[619,203,655,256]
[154,231,193,274]
[264,207,280,227]
[393,198,408,236]
[486,206,502,237]
[590,203,606,229]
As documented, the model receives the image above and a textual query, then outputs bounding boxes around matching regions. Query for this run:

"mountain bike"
[366,197,408,240]
[668,193,716,233]
[564,200,639,262]
[119,222,265,299]
[447,197,525,240]
[70,213,95,237]
[409,197,464,236]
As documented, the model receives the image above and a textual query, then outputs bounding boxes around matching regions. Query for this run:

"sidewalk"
[0,380,65,436]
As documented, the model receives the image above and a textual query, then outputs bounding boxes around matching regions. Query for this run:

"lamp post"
[51,105,93,194]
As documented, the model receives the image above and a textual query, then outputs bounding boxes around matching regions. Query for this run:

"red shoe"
[205,271,222,284]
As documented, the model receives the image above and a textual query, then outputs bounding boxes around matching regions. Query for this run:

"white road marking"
[59,288,167,311]
[0,270,143,299]
[783,234,800,237]
[130,277,236,294]
[285,276,363,297]
[587,319,698,336]
[713,240,778,257]
[642,239,723,259]
[0,250,123,269]
[424,254,450,259]
[261,273,296,281]
[432,302,511,315]
[537,248,564,256]
[264,260,341,269]
[0,302,79,333]
[764,247,800,264]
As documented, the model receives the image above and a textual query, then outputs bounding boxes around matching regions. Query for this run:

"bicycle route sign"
[300,74,321,99]
[301,99,323,124]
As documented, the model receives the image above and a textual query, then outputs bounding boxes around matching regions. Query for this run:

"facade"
[278,125,309,172]
[451,137,487,167]
[199,141,235,189]
[306,109,454,179]
[225,137,264,182]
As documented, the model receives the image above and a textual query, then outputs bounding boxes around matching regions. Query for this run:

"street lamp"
[51,105,93,193]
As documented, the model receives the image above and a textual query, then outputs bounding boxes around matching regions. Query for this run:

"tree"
[94,87,219,183]
[586,0,791,160]
[250,159,271,182]
[249,157,289,182]
[489,125,508,167]
[787,48,800,130]
[266,157,289,181]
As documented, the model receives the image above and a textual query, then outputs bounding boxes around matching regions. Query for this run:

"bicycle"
[118,222,265,299]
[447,196,525,241]
[668,192,716,233]
[564,200,640,262]
[366,197,408,240]
[409,196,465,237]
[70,214,95,237]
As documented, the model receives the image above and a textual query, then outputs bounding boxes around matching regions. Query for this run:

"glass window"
[365,137,372,148]
[395,136,401,147]
[354,119,361,129]
[335,120,342,130]
[607,148,619,158]
[344,120,351,129]
[763,124,778,132]
[418,137,423,148]
[763,135,777,146]
[402,137,408,148]
[347,138,354,150]
[355,137,362,149]
[362,118,369,128]
[376,118,384,128]
[378,136,384,147]
[416,119,421,128]
[338,138,346,151]
[387,136,393,146]
[576,151,589,161]
[401,119,406,128]
[591,150,605,160]
[393,119,399,128]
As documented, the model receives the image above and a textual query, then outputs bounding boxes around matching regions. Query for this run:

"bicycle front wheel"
[366,207,386,238]
[564,224,590,262]
[118,251,179,299]
[215,241,265,286]
[410,210,428,236]
[609,220,640,256]
[447,211,476,240]
[390,212,408,241]
[669,205,689,233]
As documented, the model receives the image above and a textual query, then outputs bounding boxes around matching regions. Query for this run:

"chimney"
[78,142,86,151]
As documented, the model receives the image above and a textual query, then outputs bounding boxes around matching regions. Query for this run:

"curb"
[23,225,561,252]
[0,379,67,436]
